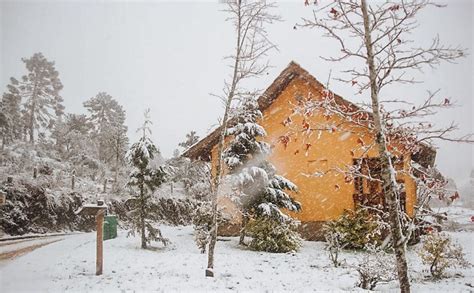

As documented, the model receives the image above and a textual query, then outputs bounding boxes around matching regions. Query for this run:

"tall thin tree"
[299,1,469,291]
[9,53,64,144]
[206,0,280,277]
[126,109,167,249]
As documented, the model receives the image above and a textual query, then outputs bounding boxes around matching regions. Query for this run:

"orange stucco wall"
[212,77,416,223]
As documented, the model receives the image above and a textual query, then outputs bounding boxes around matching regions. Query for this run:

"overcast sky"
[1,0,473,188]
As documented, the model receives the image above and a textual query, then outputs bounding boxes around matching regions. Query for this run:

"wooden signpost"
[76,201,107,276]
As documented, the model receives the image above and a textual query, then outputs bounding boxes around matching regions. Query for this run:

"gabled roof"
[182,61,310,161]
[182,61,436,167]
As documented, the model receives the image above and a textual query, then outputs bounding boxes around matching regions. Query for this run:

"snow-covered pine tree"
[9,53,64,144]
[1,81,23,143]
[108,120,129,187]
[51,113,95,159]
[178,130,200,150]
[126,109,168,249]
[83,92,128,165]
[0,107,8,150]
[224,96,301,246]
[167,130,204,194]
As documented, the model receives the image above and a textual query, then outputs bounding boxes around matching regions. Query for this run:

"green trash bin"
[103,220,111,241]
[103,215,118,240]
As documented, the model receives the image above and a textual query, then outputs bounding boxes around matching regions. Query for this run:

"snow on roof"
[75,203,108,216]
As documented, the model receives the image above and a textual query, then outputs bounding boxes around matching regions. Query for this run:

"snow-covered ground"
[1,211,473,292]
[0,236,65,256]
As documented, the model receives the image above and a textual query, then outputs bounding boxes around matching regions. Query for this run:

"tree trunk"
[140,184,147,249]
[29,80,39,145]
[206,1,243,278]
[29,112,34,144]
[360,1,410,292]
[239,213,248,245]
[114,136,120,191]
[103,178,107,193]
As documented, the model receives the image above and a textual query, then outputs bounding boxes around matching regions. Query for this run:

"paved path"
[0,235,71,267]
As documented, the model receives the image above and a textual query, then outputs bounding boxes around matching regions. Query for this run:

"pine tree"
[51,113,94,158]
[9,53,64,144]
[83,92,128,166]
[126,109,167,249]
[1,80,23,143]
[0,107,8,150]
[224,97,301,245]
[178,130,200,150]
[109,122,129,185]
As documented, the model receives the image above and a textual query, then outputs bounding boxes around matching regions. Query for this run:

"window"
[352,157,406,212]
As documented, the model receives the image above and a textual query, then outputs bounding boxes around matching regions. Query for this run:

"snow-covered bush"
[38,163,53,176]
[192,202,226,253]
[323,208,388,250]
[418,232,470,279]
[192,203,213,253]
[356,249,396,290]
[0,182,94,235]
[324,226,346,267]
[246,217,302,253]
[188,181,211,201]
[166,156,211,201]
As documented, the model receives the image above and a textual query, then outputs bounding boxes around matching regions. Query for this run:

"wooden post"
[96,210,105,276]
[7,176,13,185]
[33,167,37,179]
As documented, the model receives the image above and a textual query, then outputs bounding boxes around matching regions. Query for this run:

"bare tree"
[205,0,279,277]
[297,1,470,292]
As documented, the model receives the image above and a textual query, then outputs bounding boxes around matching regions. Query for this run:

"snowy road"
[0,235,65,266]
[0,226,473,292]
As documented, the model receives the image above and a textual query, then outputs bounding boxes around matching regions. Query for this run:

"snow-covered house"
[183,61,436,240]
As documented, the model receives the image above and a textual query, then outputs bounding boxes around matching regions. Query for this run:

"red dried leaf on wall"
[302,119,310,130]
[278,135,290,149]
[281,117,292,127]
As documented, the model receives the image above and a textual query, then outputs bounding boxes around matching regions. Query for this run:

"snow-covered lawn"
[1,223,473,292]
